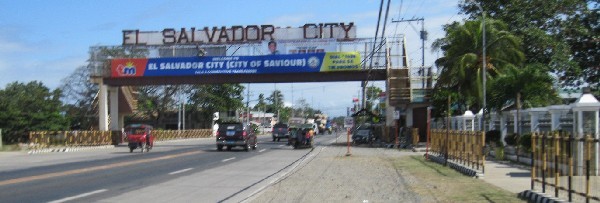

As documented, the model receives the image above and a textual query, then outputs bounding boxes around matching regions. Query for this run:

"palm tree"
[488,63,560,121]
[488,63,559,161]
[432,18,525,112]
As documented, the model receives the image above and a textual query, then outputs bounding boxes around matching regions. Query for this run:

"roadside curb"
[27,145,115,154]
[519,190,566,203]
[427,154,484,178]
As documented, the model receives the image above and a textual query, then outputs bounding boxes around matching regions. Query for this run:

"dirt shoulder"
[250,144,524,203]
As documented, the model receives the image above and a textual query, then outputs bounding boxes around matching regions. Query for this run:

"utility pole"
[391,18,427,88]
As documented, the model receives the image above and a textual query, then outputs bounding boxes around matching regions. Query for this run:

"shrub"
[485,130,502,147]
[504,134,518,146]
[519,133,532,152]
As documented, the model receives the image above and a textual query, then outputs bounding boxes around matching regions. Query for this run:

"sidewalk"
[413,146,532,193]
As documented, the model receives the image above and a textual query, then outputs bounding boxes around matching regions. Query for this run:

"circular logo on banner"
[308,56,320,69]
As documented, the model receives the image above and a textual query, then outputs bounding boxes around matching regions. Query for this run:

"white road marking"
[48,189,108,203]
[258,149,267,153]
[168,168,194,175]
[278,145,285,147]
[222,157,236,162]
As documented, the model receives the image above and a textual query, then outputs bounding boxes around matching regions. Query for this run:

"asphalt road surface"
[0,133,341,203]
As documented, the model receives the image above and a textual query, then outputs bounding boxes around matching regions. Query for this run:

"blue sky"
[0,0,464,117]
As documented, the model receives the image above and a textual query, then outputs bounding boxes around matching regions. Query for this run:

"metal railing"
[531,131,599,202]
[429,129,486,173]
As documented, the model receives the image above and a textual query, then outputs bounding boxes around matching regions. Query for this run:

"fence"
[531,131,599,202]
[429,129,486,173]
[29,131,113,149]
[29,129,212,149]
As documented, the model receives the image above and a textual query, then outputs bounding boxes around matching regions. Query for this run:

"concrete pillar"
[511,110,518,135]
[99,82,109,131]
[528,108,547,133]
[571,90,600,175]
[488,112,496,131]
[548,105,570,131]
[500,112,507,145]
[109,86,119,131]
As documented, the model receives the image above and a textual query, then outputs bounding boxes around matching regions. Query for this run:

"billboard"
[111,52,361,78]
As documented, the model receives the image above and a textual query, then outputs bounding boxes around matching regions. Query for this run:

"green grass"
[393,155,525,202]
[0,144,22,151]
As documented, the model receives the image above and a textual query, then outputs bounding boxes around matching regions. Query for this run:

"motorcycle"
[124,124,154,153]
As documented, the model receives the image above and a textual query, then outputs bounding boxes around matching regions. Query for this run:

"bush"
[485,130,502,146]
[504,134,518,146]
[519,133,532,153]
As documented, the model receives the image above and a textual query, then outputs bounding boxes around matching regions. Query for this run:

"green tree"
[0,81,68,143]
[432,18,524,113]
[488,64,561,114]
[61,46,149,130]
[266,90,284,114]
[459,0,599,94]
[188,84,245,127]
[365,86,383,111]
[135,85,188,128]
[253,94,268,111]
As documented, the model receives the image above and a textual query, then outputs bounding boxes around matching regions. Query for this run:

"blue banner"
[111,52,361,77]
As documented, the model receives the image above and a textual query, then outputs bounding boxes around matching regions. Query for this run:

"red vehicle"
[124,124,154,153]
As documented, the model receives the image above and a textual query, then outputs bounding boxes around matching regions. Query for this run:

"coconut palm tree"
[488,63,560,121]
[488,63,560,161]
[432,18,525,112]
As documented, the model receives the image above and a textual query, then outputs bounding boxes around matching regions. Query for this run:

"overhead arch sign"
[111,52,361,78]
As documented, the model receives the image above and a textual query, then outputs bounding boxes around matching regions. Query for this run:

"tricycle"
[287,124,314,149]
[124,124,154,153]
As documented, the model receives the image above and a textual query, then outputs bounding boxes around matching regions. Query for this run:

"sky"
[0,0,465,117]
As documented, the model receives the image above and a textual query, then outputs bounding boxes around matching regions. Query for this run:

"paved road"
[0,134,340,203]
[1,131,537,202]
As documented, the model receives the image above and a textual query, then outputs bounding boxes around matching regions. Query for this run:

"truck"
[271,123,288,142]
[314,114,328,135]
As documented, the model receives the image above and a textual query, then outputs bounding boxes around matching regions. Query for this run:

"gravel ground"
[249,144,434,203]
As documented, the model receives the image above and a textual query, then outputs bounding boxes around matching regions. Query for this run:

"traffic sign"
[344,117,354,128]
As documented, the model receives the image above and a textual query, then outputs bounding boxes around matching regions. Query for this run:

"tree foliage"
[60,46,149,130]
[488,64,561,111]
[0,81,68,143]
[432,18,524,113]
[188,84,245,128]
[459,0,599,94]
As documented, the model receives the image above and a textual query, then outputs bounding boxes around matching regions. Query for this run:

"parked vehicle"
[124,124,154,153]
[352,124,375,146]
[216,122,257,151]
[271,123,289,142]
[288,124,314,149]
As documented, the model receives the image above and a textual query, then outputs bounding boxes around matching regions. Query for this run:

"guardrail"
[28,131,113,149]
[428,130,486,174]
[531,131,599,202]
[28,129,212,149]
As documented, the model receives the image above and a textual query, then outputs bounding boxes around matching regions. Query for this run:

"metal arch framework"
[102,70,388,86]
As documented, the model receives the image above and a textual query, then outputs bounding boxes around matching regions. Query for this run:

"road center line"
[222,157,236,162]
[48,189,108,203]
[168,168,194,175]
[258,149,266,153]
[0,150,204,186]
